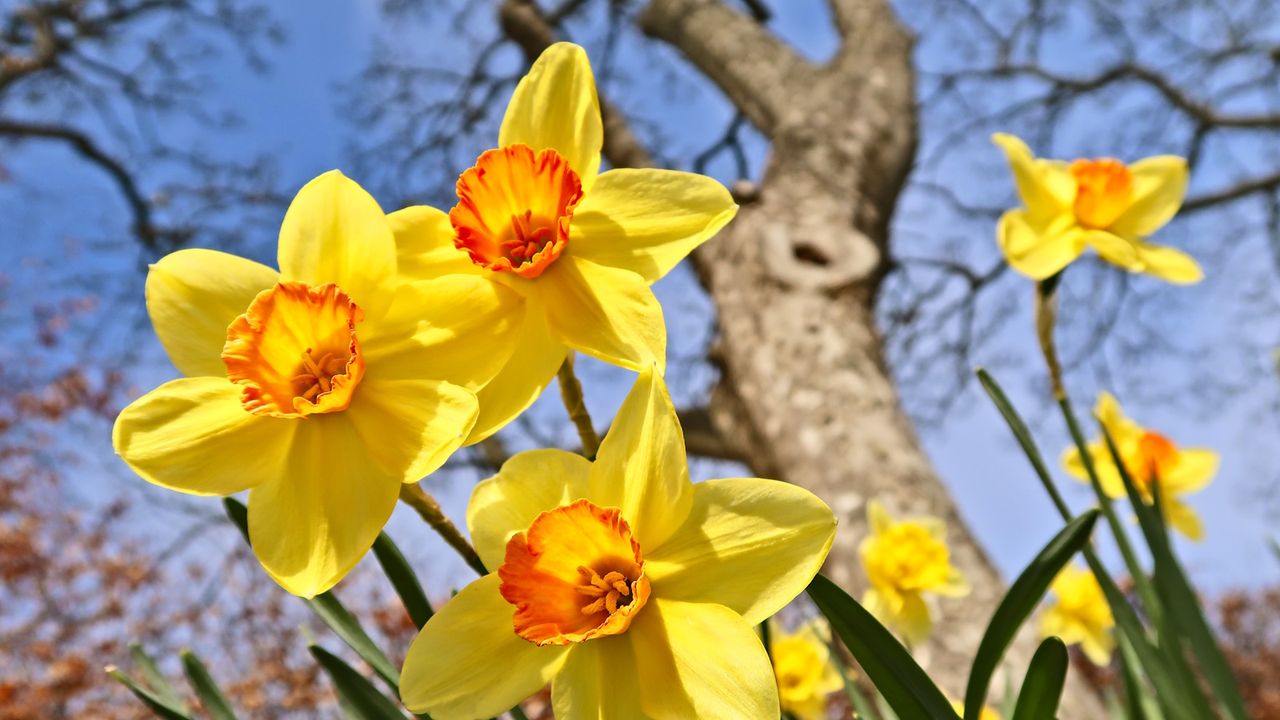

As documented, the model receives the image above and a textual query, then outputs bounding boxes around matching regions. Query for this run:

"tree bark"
[500,0,1102,714]
[639,0,1103,715]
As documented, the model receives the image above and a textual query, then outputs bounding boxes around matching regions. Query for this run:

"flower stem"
[1035,275,1066,400]
[398,483,487,576]
[557,355,600,460]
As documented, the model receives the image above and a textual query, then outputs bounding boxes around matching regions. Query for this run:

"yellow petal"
[1164,498,1205,541]
[867,499,893,535]
[1061,445,1089,481]
[550,636,645,720]
[1163,448,1218,495]
[645,478,836,625]
[1083,230,1141,271]
[277,170,397,315]
[364,276,524,391]
[630,599,778,718]
[499,42,602,190]
[588,367,692,549]
[1095,391,1125,430]
[991,133,1076,219]
[113,377,294,496]
[897,592,933,646]
[386,205,478,280]
[467,448,592,571]
[1080,630,1115,667]
[997,209,1084,280]
[569,169,737,282]
[1109,156,1188,238]
[401,573,570,718]
[1133,241,1204,284]
[467,297,569,443]
[247,414,401,597]
[345,377,478,484]
[934,567,971,598]
[539,254,666,372]
[145,249,278,377]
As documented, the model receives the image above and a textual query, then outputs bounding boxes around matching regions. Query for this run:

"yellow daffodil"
[399,369,836,719]
[769,618,844,720]
[1040,564,1114,666]
[112,171,519,598]
[1063,392,1217,541]
[991,133,1200,283]
[860,501,969,646]
[951,700,1002,720]
[389,42,738,442]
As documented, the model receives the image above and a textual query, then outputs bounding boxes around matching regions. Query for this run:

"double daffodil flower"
[399,369,836,719]
[859,501,969,646]
[992,133,1201,283]
[769,619,844,720]
[112,172,518,597]
[390,42,738,441]
[1040,564,1115,666]
[1063,392,1218,541]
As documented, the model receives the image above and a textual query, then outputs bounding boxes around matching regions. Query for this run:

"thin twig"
[398,483,487,576]
[557,356,601,460]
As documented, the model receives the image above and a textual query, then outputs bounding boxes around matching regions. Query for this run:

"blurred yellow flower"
[399,369,836,719]
[951,699,1002,720]
[112,171,517,598]
[389,42,738,442]
[770,619,844,720]
[1063,392,1218,541]
[1041,564,1115,666]
[991,133,1200,284]
[859,501,969,646]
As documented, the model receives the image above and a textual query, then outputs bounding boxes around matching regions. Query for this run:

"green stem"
[557,355,601,460]
[1035,276,1066,401]
[1057,396,1163,624]
[399,483,487,576]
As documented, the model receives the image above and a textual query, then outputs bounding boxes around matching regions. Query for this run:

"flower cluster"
[112,42,839,719]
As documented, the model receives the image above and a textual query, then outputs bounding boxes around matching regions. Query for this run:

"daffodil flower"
[1040,564,1114,666]
[991,133,1201,283]
[112,171,519,598]
[859,501,969,646]
[1063,392,1217,541]
[770,618,844,720]
[399,369,836,719]
[390,42,738,442]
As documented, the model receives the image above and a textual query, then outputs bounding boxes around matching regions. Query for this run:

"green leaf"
[222,497,401,691]
[130,642,186,710]
[107,666,192,720]
[180,649,237,720]
[806,574,957,720]
[1010,637,1068,720]
[962,510,1098,719]
[976,368,1072,517]
[310,645,409,720]
[1099,425,1249,720]
[373,532,434,629]
[822,636,880,720]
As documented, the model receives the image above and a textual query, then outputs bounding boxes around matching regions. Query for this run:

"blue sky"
[2,0,1276,601]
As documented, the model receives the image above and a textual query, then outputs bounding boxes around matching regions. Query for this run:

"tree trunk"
[501,0,1102,714]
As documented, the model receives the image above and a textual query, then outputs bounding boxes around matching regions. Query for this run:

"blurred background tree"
[4,0,1280,717]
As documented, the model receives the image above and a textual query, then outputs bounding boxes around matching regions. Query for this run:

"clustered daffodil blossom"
[991,133,1201,284]
[1063,392,1218,541]
[860,501,970,646]
[112,171,520,597]
[388,42,738,441]
[399,369,836,719]
[1040,564,1115,666]
[769,619,844,720]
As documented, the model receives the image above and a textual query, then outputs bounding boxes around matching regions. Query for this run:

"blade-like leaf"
[963,510,1098,719]
[1099,425,1249,720]
[130,642,185,710]
[222,498,401,690]
[1011,637,1068,720]
[976,368,1072,517]
[310,645,408,720]
[373,532,434,629]
[807,574,957,720]
[107,666,192,720]
[180,649,237,720]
